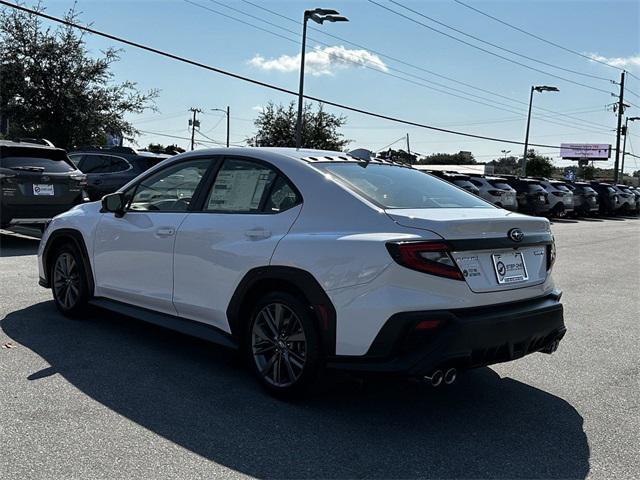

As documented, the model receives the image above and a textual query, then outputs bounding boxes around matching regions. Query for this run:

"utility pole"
[613,71,626,183]
[406,133,411,155]
[189,107,201,151]
[226,106,230,148]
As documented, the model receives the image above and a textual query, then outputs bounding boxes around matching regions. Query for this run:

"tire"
[50,244,91,317]
[246,291,322,397]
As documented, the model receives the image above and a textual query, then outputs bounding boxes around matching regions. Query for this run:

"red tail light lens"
[386,241,464,280]
[487,189,504,196]
[546,237,556,271]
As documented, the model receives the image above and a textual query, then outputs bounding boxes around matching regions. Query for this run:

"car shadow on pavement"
[0,233,40,257]
[2,302,590,480]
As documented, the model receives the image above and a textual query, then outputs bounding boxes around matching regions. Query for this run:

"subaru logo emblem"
[41,175,50,182]
[508,228,524,242]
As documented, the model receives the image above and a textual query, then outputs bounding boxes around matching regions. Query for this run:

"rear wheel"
[51,245,90,317]
[246,291,321,397]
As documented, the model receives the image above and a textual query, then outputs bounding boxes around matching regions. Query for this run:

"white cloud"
[588,53,640,69]
[248,45,388,76]
[251,105,264,112]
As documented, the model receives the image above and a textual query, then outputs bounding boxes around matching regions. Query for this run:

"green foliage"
[581,165,596,180]
[247,101,350,150]
[0,3,157,150]
[420,151,476,165]
[381,148,417,164]
[146,143,184,155]
[488,155,519,175]
[524,149,554,177]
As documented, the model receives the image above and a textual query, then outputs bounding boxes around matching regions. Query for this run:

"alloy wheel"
[53,252,80,310]
[251,302,307,387]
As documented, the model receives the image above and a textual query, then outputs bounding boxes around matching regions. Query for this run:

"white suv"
[38,148,565,395]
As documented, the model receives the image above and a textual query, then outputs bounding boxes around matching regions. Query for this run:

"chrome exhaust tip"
[444,368,457,385]
[424,370,443,387]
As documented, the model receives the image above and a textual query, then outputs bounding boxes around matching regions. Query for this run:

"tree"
[0,4,157,150]
[382,148,417,164]
[248,101,350,150]
[419,151,476,165]
[146,143,184,155]
[487,155,519,175]
[524,149,554,177]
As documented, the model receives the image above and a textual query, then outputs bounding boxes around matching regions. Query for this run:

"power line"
[388,0,612,83]
[0,1,600,150]
[368,0,615,95]
[452,0,632,76]
[239,0,609,129]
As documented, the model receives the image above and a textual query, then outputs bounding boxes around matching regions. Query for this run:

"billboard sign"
[560,143,611,160]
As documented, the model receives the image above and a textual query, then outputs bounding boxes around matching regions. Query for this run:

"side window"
[69,154,83,167]
[128,159,210,212]
[103,156,131,173]
[264,176,301,213]
[470,179,483,187]
[205,159,278,213]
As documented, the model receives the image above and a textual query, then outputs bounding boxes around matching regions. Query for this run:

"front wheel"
[51,245,91,317]
[247,292,322,397]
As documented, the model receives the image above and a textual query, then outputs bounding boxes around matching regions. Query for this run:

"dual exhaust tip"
[424,368,457,387]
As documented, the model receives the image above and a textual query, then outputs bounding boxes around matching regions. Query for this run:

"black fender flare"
[41,228,95,295]
[226,266,337,355]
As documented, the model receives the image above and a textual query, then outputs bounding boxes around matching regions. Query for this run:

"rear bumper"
[1,200,83,225]
[328,291,565,375]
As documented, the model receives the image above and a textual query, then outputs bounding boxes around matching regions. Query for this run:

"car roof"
[0,140,68,157]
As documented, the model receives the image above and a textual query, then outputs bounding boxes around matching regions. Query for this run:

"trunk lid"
[387,208,550,293]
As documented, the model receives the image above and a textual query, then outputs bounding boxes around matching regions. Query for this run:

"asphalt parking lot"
[1,217,639,480]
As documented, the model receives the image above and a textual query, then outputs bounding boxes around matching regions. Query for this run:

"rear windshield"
[488,180,511,190]
[0,149,76,172]
[314,163,491,209]
[452,179,476,190]
[526,183,545,192]
[577,186,596,194]
[551,183,572,192]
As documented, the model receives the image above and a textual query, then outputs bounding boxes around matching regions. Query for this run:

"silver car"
[468,175,518,210]
[534,178,574,217]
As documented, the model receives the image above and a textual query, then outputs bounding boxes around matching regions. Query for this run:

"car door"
[173,156,302,332]
[93,158,213,314]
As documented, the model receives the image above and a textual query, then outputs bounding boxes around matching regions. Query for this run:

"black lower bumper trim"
[327,291,565,375]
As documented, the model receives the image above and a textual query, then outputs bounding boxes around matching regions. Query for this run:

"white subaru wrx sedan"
[38,148,565,396]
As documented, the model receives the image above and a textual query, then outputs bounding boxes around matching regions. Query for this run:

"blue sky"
[44,0,640,170]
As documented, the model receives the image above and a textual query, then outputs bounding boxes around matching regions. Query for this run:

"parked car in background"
[530,178,574,217]
[615,185,638,214]
[590,182,619,215]
[69,146,170,201]
[566,182,599,216]
[1,140,88,230]
[37,148,565,396]
[426,171,481,195]
[628,187,640,214]
[502,177,551,216]
[468,175,518,210]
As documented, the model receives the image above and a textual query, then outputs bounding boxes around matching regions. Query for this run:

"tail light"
[551,191,565,197]
[386,241,464,280]
[487,189,504,196]
[546,236,556,271]
[0,170,17,182]
[70,173,87,188]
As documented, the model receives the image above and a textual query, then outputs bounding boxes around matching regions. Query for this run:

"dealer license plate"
[492,251,528,284]
[33,184,54,196]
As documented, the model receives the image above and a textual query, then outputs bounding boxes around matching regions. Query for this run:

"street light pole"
[621,116,640,181]
[295,8,348,149]
[501,149,511,160]
[211,107,230,147]
[521,85,559,176]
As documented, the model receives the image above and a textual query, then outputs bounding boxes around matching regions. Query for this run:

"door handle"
[244,228,271,239]
[156,227,175,237]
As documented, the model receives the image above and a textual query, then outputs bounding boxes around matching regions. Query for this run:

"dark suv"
[589,182,619,215]
[68,147,170,201]
[566,182,599,216]
[502,177,551,215]
[0,141,88,229]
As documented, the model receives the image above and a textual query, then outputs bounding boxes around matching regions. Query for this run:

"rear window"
[314,163,491,209]
[526,183,545,192]
[551,183,571,192]
[578,186,596,194]
[488,180,511,190]
[0,147,75,173]
[452,179,476,190]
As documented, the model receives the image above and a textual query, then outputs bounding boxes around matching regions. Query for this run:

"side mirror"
[101,192,126,217]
